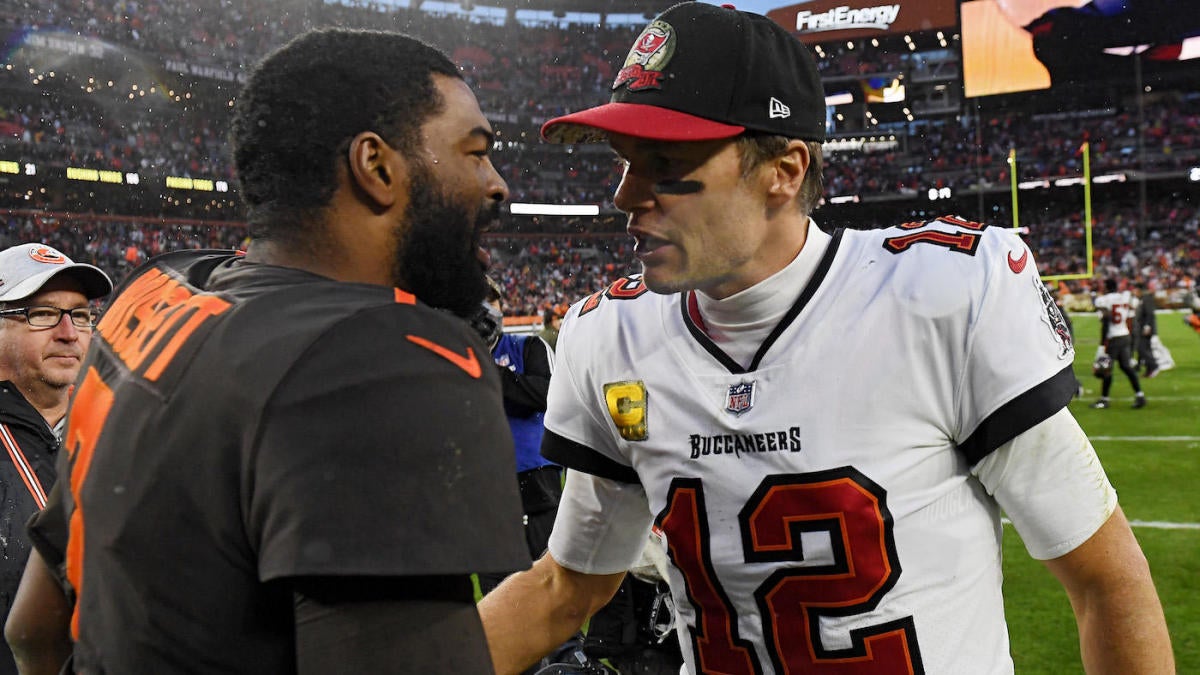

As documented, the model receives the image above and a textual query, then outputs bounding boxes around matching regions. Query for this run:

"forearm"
[1072,579,1174,672]
[1046,508,1174,674]
[5,549,72,675]
[1072,555,1173,674]
[479,555,623,675]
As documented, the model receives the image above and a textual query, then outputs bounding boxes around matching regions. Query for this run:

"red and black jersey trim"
[542,429,640,485]
[680,228,845,375]
[957,365,1078,465]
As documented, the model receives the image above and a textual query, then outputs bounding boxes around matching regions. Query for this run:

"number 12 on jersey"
[656,469,924,674]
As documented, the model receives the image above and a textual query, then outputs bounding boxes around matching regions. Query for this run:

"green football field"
[1005,312,1200,672]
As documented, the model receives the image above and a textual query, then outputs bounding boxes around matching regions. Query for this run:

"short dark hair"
[736,135,824,216]
[231,28,461,241]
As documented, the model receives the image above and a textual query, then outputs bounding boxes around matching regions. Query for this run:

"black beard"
[393,167,496,318]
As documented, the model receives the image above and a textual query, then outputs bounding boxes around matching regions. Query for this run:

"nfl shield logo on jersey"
[725,381,755,416]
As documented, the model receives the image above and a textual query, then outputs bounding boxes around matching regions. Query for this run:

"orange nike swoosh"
[406,335,482,378]
[1007,249,1029,274]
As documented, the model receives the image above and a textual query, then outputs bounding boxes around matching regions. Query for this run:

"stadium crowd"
[6,88,1194,207]
[1,0,1196,315]
[4,0,1198,207]
[3,198,1197,318]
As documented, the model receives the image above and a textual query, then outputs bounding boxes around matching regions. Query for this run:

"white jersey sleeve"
[972,407,1118,560]
[547,470,655,575]
[541,280,658,573]
[540,286,644,484]
[950,225,1079,462]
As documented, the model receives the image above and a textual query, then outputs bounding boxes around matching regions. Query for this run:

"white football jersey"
[543,218,1092,674]
[1094,290,1135,339]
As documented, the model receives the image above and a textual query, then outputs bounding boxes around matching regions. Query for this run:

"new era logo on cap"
[768,97,791,120]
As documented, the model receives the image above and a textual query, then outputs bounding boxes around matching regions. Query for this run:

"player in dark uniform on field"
[10,29,528,673]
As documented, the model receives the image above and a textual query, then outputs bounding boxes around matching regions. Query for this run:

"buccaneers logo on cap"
[613,20,676,93]
[29,247,66,264]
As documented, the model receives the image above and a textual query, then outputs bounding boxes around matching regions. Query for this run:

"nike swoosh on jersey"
[406,335,482,378]
[1007,249,1029,274]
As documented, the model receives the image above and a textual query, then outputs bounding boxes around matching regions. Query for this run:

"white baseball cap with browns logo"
[0,243,114,303]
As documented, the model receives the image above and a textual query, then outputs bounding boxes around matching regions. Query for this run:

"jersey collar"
[680,226,844,374]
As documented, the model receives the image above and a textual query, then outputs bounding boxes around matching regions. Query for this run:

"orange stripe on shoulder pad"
[394,288,416,305]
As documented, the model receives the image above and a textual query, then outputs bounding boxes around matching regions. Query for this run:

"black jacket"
[0,381,58,674]
[1135,292,1157,337]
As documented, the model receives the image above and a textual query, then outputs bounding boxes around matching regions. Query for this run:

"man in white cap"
[0,243,111,674]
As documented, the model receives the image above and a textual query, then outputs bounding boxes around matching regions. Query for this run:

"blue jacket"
[492,333,556,473]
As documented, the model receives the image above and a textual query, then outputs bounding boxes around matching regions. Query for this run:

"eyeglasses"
[0,306,97,330]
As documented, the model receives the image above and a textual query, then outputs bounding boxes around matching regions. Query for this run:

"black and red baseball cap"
[541,2,826,144]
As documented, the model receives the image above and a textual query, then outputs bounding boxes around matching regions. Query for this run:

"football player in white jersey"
[1090,277,1147,408]
[478,4,1174,674]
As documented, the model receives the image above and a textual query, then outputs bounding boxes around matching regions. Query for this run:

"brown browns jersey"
[32,250,528,672]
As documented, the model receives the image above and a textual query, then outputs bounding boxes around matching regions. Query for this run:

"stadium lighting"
[828,195,860,204]
[1018,180,1050,190]
[509,203,600,216]
[67,167,123,184]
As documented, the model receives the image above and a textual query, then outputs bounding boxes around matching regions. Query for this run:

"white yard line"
[1089,436,1200,442]
[1078,395,1200,402]
[1003,519,1200,530]
[1128,520,1200,530]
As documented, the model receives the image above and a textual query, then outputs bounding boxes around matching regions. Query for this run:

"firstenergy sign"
[795,4,900,32]
[768,0,957,43]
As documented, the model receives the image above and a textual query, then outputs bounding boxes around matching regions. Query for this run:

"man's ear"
[766,140,810,205]
[346,131,403,209]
